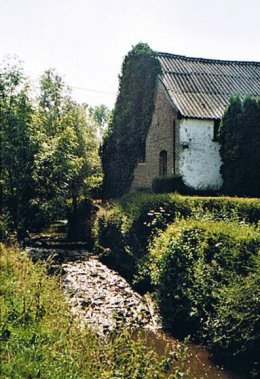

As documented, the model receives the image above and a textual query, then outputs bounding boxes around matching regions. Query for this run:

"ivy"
[101,43,162,198]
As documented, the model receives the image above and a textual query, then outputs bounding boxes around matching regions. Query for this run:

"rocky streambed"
[28,246,244,379]
[62,256,160,335]
[28,247,160,335]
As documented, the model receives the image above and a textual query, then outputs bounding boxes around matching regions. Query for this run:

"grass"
[0,244,187,379]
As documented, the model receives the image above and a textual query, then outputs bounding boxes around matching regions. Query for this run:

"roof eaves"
[156,51,260,66]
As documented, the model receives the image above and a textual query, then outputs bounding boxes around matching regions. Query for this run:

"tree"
[88,104,111,139]
[0,59,38,239]
[35,69,101,239]
[1,63,101,241]
[240,96,260,196]
[219,95,260,197]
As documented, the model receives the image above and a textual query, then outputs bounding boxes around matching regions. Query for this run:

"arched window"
[159,150,167,176]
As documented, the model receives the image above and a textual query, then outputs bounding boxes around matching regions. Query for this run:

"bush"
[0,244,187,379]
[67,198,96,245]
[96,193,192,288]
[149,220,260,377]
[152,175,187,194]
[207,266,260,378]
[0,220,6,242]
[96,193,260,290]
[95,207,135,280]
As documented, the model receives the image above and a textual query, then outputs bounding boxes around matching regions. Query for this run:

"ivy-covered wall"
[101,43,162,199]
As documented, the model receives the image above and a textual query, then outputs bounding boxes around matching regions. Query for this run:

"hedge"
[95,192,260,289]
[149,220,260,377]
[152,175,187,194]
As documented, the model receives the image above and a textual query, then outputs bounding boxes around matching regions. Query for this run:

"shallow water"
[141,329,244,379]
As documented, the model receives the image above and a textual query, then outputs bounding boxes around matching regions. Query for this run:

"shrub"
[67,198,96,245]
[95,207,135,280]
[149,220,260,377]
[0,244,187,379]
[0,220,6,242]
[152,175,187,194]
[96,193,260,290]
[207,265,260,378]
[96,193,192,288]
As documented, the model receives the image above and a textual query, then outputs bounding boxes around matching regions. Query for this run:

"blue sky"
[1,0,259,108]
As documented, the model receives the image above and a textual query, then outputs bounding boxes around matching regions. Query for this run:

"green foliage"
[220,95,260,197]
[96,192,260,288]
[0,220,6,242]
[0,59,38,239]
[95,193,260,375]
[96,193,192,287]
[34,69,101,227]
[88,103,111,138]
[0,61,101,240]
[0,244,187,379]
[149,220,260,377]
[101,43,162,198]
[152,175,187,194]
[207,265,260,377]
[94,207,134,279]
[67,198,95,244]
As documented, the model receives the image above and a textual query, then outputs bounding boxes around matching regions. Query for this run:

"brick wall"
[131,80,177,190]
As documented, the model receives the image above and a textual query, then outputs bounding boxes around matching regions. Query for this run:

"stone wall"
[178,118,223,190]
[131,80,177,190]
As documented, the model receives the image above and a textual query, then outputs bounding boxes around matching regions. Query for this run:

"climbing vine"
[101,43,162,198]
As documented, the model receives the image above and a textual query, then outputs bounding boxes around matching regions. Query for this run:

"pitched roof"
[157,52,260,119]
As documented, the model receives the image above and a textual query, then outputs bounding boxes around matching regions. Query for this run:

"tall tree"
[35,69,101,236]
[0,59,37,238]
[1,63,101,241]
[219,95,260,197]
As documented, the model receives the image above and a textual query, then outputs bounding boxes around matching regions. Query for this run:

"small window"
[213,119,220,141]
[138,142,146,163]
[159,150,167,176]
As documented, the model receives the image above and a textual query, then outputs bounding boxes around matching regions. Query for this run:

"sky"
[0,0,260,108]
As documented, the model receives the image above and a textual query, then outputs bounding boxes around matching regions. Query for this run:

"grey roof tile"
[157,52,260,119]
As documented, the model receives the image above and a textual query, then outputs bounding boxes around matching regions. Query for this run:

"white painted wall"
[179,119,223,190]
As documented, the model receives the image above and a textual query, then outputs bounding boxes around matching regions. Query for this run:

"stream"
[28,246,244,379]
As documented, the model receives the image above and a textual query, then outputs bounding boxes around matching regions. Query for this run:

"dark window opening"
[159,150,167,176]
[213,119,220,141]
[139,142,146,163]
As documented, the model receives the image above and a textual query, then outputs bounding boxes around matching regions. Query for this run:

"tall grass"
[0,244,187,379]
